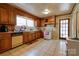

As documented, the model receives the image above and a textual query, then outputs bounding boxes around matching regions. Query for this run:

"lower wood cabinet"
[23,32,30,43]
[0,33,12,53]
[35,31,43,39]
[35,31,38,39]
[0,31,43,53]
[23,31,43,43]
[33,32,36,40]
[29,33,33,41]
[40,31,43,38]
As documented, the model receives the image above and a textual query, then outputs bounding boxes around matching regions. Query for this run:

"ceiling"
[10,3,75,18]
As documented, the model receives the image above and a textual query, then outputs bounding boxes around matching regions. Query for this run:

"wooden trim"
[59,18,70,39]
[76,12,78,38]
[54,16,56,27]
[55,13,71,17]
[59,19,61,39]
[70,3,77,14]
[68,18,70,37]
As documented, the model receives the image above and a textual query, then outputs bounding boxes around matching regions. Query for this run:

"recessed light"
[42,11,49,14]
[44,9,49,12]
[42,9,50,15]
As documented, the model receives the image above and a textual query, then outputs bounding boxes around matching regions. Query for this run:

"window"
[26,18,35,27]
[16,15,35,27]
[16,15,26,26]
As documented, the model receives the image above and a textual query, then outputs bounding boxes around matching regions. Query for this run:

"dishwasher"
[12,32,23,48]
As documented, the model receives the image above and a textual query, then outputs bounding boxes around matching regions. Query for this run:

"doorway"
[59,19,69,39]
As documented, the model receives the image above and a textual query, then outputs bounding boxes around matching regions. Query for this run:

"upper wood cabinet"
[0,4,16,25]
[0,7,9,24]
[8,7,16,25]
[36,19,41,27]
[41,16,56,26]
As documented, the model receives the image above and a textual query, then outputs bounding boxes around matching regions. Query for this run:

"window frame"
[16,15,35,27]
[59,18,70,39]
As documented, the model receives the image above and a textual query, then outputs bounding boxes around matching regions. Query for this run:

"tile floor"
[0,38,67,56]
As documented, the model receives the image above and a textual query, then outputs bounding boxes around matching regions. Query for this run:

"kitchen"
[0,3,78,56]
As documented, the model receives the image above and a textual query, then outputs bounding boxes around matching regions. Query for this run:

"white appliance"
[44,31,52,39]
[12,35,23,48]
[43,25,54,39]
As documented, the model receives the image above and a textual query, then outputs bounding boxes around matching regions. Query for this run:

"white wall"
[70,4,79,38]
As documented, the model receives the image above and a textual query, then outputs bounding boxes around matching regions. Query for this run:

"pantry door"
[59,19,69,39]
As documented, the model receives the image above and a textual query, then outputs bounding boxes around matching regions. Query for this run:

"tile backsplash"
[14,26,39,32]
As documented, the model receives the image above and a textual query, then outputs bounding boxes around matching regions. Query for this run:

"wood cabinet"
[41,16,56,26]
[40,31,43,38]
[39,31,43,38]
[8,7,16,25]
[33,32,36,40]
[38,31,41,38]
[23,32,33,43]
[0,7,9,24]
[0,31,43,53]
[29,33,33,41]
[0,6,16,25]
[23,32,29,43]
[0,33,12,53]
[36,31,39,39]
[23,31,43,43]
[35,31,43,39]
[36,19,41,27]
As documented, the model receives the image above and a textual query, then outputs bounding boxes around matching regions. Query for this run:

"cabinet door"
[38,31,40,38]
[0,39,4,51]
[8,8,16,25]
[40,31,43,38]
[0,34,12,53]
[33,32,36,40]
[36,19,41,27]
[0,7,9,24]
[0,39,5,51]
[23,32,30,43]
[35,32,37,39]
[0,39,11,52]
[29,33,33,41]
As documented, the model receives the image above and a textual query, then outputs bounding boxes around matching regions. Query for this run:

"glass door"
[59,19,69,39]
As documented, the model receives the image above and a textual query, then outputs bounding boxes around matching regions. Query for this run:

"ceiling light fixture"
[42,9,50,15]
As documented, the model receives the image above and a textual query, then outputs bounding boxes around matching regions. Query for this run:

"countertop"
[0,31,23,37]
[0,31,41,37]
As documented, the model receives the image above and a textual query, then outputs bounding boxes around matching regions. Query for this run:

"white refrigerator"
[43,25,54,39]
